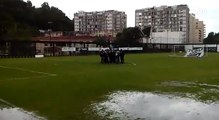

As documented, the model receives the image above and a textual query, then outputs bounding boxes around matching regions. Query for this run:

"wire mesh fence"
[0,41,218,58]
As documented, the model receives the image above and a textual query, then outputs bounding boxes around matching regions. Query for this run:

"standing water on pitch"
[0,100,46,120]
[89,91,219,120]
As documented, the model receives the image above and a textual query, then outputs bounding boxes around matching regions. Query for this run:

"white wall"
[151,31,186,44]
[218,45,219,52]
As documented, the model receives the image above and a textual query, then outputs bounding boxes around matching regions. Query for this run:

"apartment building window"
[152,12,156,15]
[180,27,183,31]
[152,28,157,32]
[180,20,183,24]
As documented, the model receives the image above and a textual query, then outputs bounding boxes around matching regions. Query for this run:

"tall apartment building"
[189,14,196,43]
[189,13,205,43]
[74,10,127,36]
[135,5,190,43]
[194,20,205,43]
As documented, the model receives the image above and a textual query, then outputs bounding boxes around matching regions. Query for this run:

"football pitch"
[0,53,219,120]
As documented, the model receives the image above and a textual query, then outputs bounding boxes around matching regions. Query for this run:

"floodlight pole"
[138,26,146,47]
[48,21,53,56]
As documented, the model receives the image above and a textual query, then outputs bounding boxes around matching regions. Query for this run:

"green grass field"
[0,53,219,120]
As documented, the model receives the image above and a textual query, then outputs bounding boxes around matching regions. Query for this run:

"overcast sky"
[25,0,219,35]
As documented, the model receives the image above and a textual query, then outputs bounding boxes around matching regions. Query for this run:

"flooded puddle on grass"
[161,81,219,89]
[91,91,219,120]
[0,100,46,120]
[161,81,219,101]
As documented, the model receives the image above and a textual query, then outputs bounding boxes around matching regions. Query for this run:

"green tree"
[0,0,74,41]
[204,32,219,44]
[142,26,151,38]
[34,2,73,31]
[0,0,35,41]
[115,27,142,46]
[93,36,108,47]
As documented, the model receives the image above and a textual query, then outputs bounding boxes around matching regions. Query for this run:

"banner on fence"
[88,47,100,51]
[35,55,44,58]
[62,47,76,52]
[86,47,143,51]
[184,47,204,57]
[118,47,143,51]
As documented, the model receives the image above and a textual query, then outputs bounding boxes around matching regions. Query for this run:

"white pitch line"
[127,62,137,66]
[7,75,56,80]
[0,98,47,120]
[0,98,16,107]
[132,63,137,66]
[0,65,57,77]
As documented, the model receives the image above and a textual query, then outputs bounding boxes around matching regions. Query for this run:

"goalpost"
[171,44,186,57]
[170,44,208,57]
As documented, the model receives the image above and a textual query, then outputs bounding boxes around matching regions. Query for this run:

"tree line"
[0,0,73,41]
[204,32,219,44]
[94,27,151,47]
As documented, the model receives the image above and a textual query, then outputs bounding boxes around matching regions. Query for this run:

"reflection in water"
[161,81,219,102]
[161,81,219,89]
[91,91,219,120]
[0,100,46,120]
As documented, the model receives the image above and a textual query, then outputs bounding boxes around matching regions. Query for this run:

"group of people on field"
[99,49,125,64]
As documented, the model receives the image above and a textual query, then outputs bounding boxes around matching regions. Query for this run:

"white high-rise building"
[135,5,190,43]
[74,10,127,36]
[189,13,205,43]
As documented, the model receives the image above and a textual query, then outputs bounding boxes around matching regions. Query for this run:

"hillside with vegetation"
[0,0,74,41]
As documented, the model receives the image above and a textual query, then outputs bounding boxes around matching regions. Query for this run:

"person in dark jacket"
[111,50,116,63]
[104,49,109,64]
[99,50,104,63]
[108,49,113,63]
[115,50,120,64]
[119,49,125,64]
